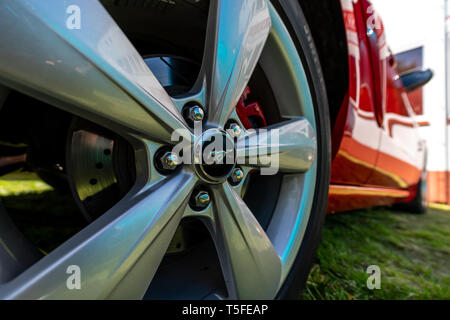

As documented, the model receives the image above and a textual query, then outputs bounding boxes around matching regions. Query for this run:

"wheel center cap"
[193,129,236,184]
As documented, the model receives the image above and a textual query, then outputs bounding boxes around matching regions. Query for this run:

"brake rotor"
[67,118,135,221]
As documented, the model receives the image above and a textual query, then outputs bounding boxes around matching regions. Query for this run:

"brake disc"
[67,118,135,221]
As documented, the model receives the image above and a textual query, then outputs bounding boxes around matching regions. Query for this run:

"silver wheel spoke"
[0,0,189,143]
[0,172,197,299]
[236,118,317,173]
[198,0,271,126]
[210,183,281,299]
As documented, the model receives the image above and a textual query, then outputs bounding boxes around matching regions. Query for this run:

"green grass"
[301,208,450,300]
[0,172,52,196]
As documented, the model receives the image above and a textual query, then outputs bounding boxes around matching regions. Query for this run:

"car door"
[360,0,424,189]
[331,0,382,186]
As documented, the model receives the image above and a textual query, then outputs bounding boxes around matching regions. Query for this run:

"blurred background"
[374,0,450,205]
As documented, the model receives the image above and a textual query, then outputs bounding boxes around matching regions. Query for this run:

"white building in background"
[373,0,450,203]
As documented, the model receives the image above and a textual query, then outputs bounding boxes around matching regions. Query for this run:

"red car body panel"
[327,0,425,213]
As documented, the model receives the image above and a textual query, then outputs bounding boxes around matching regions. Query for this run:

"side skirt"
[327,185,410,214]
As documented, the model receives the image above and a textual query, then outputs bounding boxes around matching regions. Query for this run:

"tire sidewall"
[271,0,332,299]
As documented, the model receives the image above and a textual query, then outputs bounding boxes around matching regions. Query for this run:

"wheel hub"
[193,129,236,184]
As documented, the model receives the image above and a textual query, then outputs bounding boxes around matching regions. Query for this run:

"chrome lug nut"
[230,168,244,185]
[160,152,181,170]
[195,191,211,208]
[229,123,242,137]
[188,105,205,122]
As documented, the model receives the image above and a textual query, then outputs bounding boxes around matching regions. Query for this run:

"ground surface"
[301,207,450,300]
[0,174,449,299]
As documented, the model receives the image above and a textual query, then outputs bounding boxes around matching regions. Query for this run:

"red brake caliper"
[236,86,267,129]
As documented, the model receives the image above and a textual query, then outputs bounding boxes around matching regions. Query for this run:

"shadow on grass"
[301,208,450,300]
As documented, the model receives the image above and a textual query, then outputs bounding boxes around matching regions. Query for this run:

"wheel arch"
[298,0,349,158]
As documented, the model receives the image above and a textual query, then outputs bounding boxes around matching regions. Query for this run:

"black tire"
[271,0,332,299]
[394,176,427,214]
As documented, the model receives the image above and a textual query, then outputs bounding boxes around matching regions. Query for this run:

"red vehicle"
[328,0,430,214]
[0,0,432,299]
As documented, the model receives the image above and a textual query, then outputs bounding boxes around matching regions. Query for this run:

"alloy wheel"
[0,0,319,300]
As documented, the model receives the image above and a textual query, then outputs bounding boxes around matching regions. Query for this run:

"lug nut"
[194,191,211,208]
[229,123,242,137]
[230,168,244,185]
[160,152,181,170]
[188,105,205,122]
